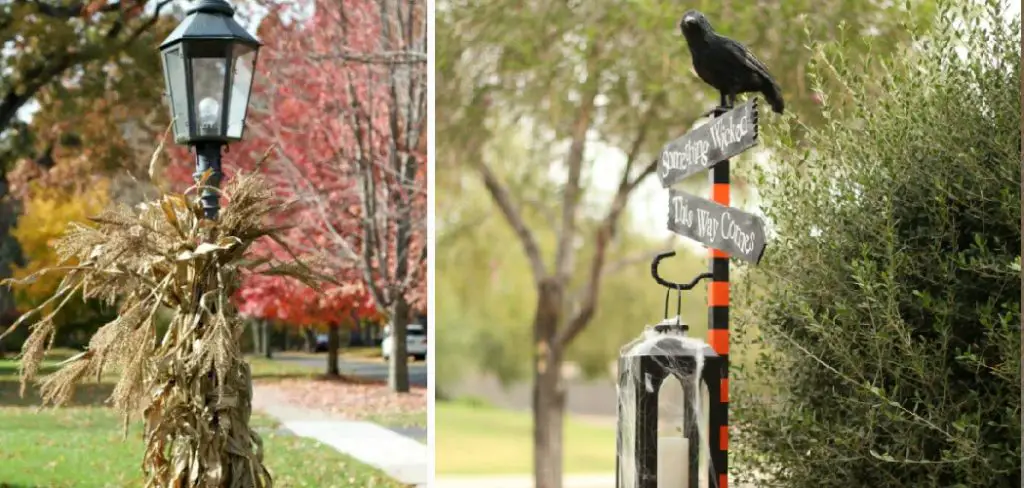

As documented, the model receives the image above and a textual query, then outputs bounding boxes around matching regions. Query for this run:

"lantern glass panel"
[226,44,257,139]
[699,381,710,488]
[658,375,685,435]
[189,52,229,138]
[657,376,689,488]
[162,46,190,140]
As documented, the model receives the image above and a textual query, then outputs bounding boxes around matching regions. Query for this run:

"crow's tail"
[762,82,784,114]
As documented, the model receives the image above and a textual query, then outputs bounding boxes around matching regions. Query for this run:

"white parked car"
[381,323,427,361]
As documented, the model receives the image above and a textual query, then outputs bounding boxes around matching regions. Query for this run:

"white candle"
[658,436,689,488]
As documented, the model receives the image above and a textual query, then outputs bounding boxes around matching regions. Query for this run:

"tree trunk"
[250,320,261,355]
[357,320,368,346]
[533,280,566,488]
[534,354,566,488]
[262,320,272,359]
[349,310,361,347]
[326,322,340,377]
[388,296,411,392]
[0,173,23,345]
[302,326,316,352]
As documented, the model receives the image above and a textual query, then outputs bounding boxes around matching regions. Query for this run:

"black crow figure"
[680,10,784,114]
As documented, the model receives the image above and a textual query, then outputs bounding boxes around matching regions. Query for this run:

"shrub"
[734,2,1021,486]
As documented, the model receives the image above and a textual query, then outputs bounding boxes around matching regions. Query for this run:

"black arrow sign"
[657,99,759,188]
[667,189,767,264]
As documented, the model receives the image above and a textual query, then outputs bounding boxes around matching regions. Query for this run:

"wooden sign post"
[646,98,764,488]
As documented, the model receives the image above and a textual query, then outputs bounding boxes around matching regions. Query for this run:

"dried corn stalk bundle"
[1,167,324,488]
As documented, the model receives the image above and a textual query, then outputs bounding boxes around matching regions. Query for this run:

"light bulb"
[197,97,220,129]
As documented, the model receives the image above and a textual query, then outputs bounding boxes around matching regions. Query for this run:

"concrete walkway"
[252,384,428,487]
[285,420,427,485]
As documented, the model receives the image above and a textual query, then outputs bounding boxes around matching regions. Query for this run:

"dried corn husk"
[1,167,329,488]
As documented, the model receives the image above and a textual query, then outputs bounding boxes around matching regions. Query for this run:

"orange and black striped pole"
[706,100,731,488]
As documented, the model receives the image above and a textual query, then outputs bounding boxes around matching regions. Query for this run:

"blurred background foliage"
[436,0,938,394]
[0,0,177,355]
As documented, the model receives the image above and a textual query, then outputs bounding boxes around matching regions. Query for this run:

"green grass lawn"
[0,356,318,407]
[435,400,616,475]
[247,356,321,378]
[0,352,403,487]
[0,407,402,488]
[265,346,383,363]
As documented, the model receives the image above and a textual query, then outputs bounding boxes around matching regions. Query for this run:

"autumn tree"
[237,271,378,377]
[5,178,111,347]
[0,0,178,341]
[242,0,427,392]
[0,0,178,142]
[437,0,937,486]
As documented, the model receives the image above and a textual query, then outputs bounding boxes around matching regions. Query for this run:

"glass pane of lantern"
[657,376,689,488]
[699,381,710,488]
[190,56,228,138]
[617,364,637,488]
[226,44,256,139]
[162,47,190,140]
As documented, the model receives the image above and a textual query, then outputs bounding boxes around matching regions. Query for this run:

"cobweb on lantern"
[617,318,718,488]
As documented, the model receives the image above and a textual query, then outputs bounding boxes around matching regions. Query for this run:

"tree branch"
[556,96,666,349]
[475,159,548,285]
[553,44,602,284]
[0,0,171,135]
[566,235,676,307]
[308,48,427,65]
[16,0,124,19]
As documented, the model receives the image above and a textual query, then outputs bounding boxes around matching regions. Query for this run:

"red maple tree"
[164,0,426,391]
[237,267,379,376]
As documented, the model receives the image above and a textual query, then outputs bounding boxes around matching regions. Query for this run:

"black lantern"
[159,0,260,218]
[616,321,724,488]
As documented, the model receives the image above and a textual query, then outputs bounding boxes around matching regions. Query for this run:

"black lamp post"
[159,0,261,219]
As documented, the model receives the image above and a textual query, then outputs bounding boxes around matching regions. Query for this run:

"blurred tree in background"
[238,271,379,376]
[436,0,936,485]
[9,179,113,345]
[0,0,177,349]
[239,0,427,392]
[733,1,1020,486]
[0,0,175,153]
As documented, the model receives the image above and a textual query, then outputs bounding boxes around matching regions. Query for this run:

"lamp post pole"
[153,2,267,485]
[194,142,224,219]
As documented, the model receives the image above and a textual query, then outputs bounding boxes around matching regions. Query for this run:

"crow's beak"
[683,16,697,26]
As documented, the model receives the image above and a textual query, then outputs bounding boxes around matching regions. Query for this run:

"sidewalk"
[252,384,428,487]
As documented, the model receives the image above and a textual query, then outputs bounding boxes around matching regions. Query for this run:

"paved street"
[276,354,428,387]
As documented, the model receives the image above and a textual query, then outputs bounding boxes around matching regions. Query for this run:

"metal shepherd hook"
[651,251,712,325]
